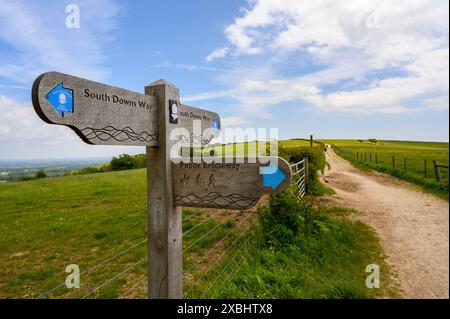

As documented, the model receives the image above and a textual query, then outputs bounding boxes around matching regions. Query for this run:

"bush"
[259,189,302,245]
[259,188,320,246]
[110,154,138,171]
[134,154,147,169]
[35,170,47,179]
[78,167,101,174]
[278,144,331,195]
[67,154,146,176]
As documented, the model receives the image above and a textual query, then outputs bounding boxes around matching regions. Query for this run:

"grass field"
[0,163,393,298]
[0,169,242,299]
[324,140,449,199]
[191,139,314,158]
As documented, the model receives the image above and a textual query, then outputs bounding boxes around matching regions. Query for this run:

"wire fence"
[115,210,257,299]
[33,159,310,299]
[36,237,149,299]
[332,144,449,183]
[291,158,308,197]
[34,207,258,299]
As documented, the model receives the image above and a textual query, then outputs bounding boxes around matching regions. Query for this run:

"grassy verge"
[332,145,449,200]
[187,188,396,298]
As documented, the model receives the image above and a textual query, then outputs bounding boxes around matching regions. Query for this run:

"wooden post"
[404,158,407,173]
[375,154,378,164]
[364,153,367,162]
[392,156,395,168]
[424,159,428,178]
[357,152,359,159]
[310,135,313,148]
[146,80,183,299]
[433,160,442,182]
[305,157,309,182]
[370,154,372,162]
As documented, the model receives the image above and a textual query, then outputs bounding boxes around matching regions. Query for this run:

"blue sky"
[0,0,448,159]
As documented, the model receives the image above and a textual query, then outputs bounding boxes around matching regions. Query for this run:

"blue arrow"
[261,163,286,190]
[45,82,73,117]
[213,119,220,130]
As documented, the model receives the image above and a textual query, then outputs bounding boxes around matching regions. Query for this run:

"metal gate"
[291,158,308,197]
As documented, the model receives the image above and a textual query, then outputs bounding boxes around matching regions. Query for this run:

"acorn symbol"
[59,93,66,104]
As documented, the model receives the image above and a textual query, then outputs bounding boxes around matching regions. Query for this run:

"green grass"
[279,139,317,149]
[186,189,396,299]
[197,222,389,298]
[0,140,393,299]
[190,139,314,158]
[0,169,243,299]
[324,139,449,200]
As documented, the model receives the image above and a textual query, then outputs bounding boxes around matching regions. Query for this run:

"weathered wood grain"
[32,71,158,146]
[172,157,292,209]
[146,79,183,299]
[32,72,221,147]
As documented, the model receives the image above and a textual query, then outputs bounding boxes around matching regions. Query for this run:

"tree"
[110,154,138,171]
[35,170,47,179]
[357,139,363,144]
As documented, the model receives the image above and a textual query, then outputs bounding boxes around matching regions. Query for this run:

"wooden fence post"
[404,158,407,173]
[370,154,372,162]
[424,159,428,178]
[305,157,309,182]
[375,154,378,164]
[310,135,313,148]
[433,160,442,182]
[392,156,395,168]
[146,80,183,299]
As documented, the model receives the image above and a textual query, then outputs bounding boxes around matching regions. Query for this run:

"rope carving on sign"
[173,192,259,208]
[80,126,158,143]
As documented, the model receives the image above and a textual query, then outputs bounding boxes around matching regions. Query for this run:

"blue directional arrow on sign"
[45,82,74,117]
[213,119,220,130]
[261,163,286,190]
[173,157,292,209]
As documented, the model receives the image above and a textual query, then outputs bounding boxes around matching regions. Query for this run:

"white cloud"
[0,0,143,159]
[200,0,449,116]
[199,47,448,115]
[235,78,320,116]
[0,95,144,159]
[221,116,250,127]
[422,96,450,111]
[0,95,71,143]
[182,90,234,103]
[206,47,230,62]
[223,0,448,63]
[0,0,121,84]
[318,48,449,113]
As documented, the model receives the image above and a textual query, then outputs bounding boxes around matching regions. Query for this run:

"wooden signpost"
[172,157,291,209]
[31,71,292,299]
[32,72,221,146]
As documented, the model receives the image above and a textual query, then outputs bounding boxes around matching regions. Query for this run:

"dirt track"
[322,146,449,298]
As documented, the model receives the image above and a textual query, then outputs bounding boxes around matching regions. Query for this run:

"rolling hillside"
[0,142,393,298]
